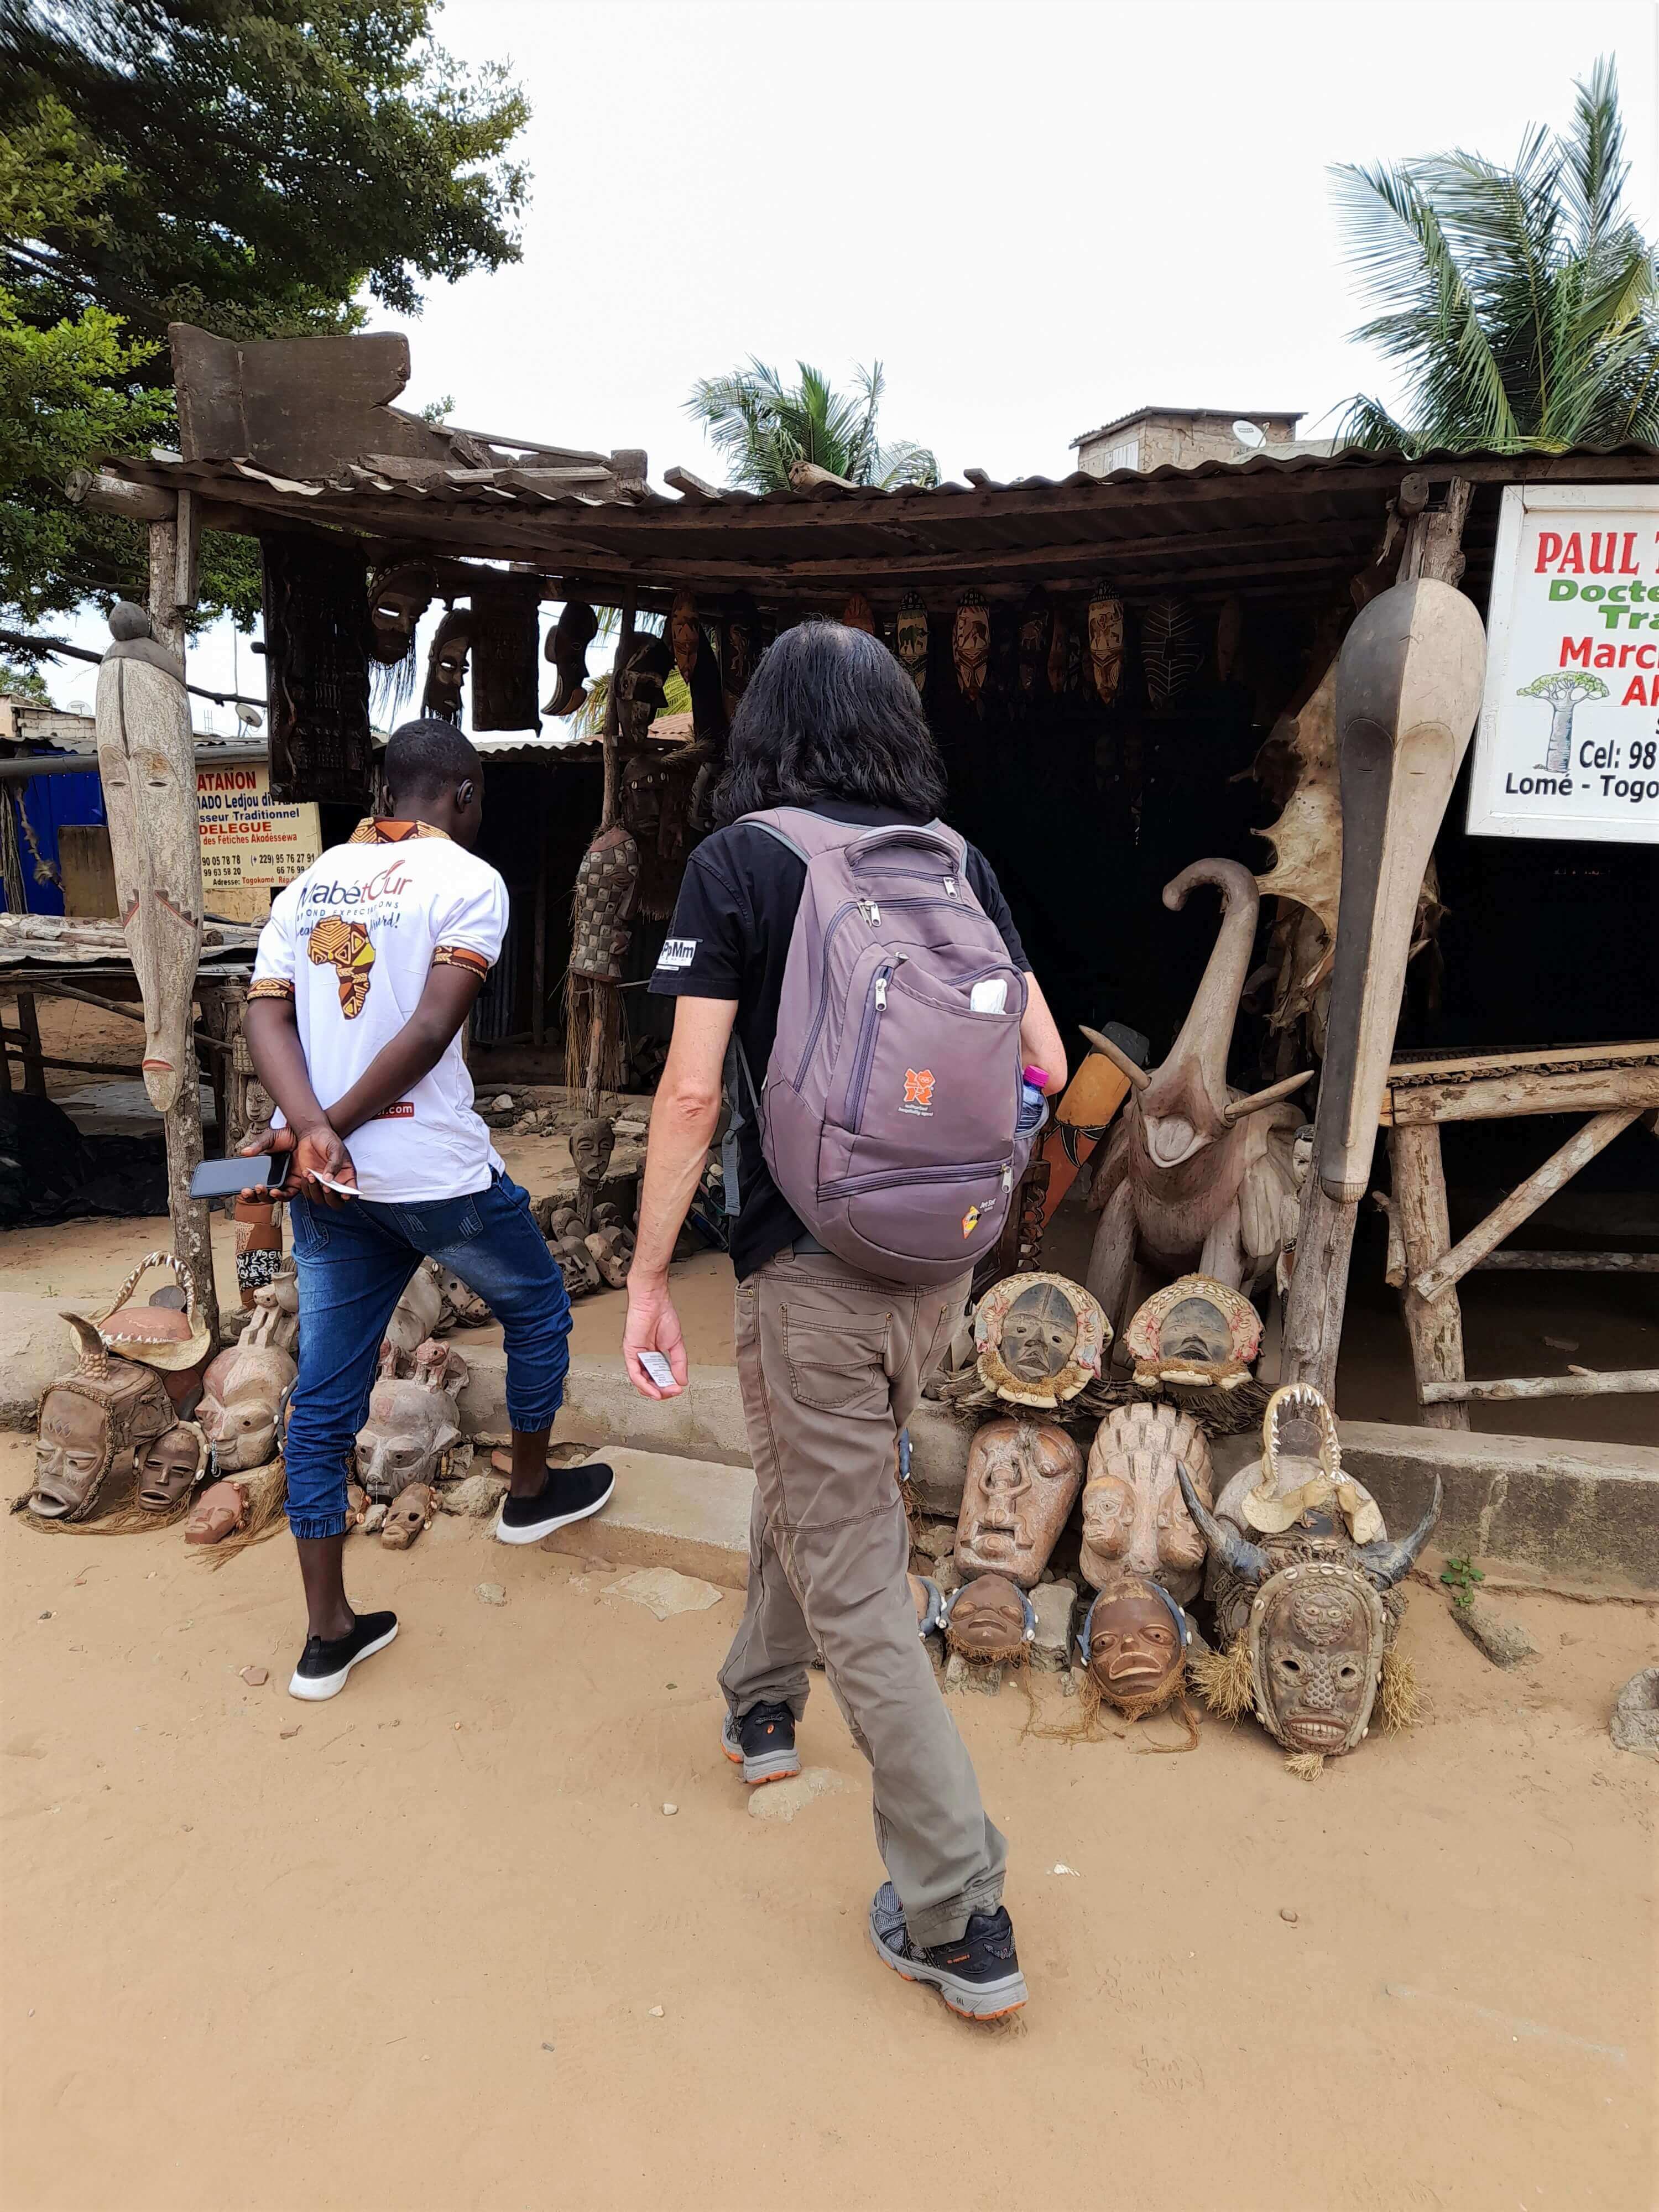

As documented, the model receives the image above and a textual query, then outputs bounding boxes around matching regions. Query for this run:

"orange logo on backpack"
[902,1068,935,1110]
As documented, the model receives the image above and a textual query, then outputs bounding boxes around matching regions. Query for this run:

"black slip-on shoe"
[719,1699,801,1786]
[288,1610,399,1702]
[494,1461,616,1545]
[868,1881,1029,2020]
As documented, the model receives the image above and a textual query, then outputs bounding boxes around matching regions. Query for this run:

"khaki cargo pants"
[718,1248,1008,1947]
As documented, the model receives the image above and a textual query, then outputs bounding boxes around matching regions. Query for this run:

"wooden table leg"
[1388,1121,1470,1431]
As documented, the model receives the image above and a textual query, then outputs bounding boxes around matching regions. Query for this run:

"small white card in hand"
[311,1171,356,1197]
[638,1350,676,1390]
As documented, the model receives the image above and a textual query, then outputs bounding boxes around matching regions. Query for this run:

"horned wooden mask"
[355,1340,467,1502]
[895,593,928,695]
[1086,587,1125,707]
[973,1273,1108,1409]
[95,603,204,1112]
[956,1417,1083,1588]
[32,1318,177,1522]
[952,591,990,703]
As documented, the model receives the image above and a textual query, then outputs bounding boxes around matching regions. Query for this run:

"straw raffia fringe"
[196,1460,289,1567]
[562,975,628,1095]
[12,1488,195,1536]
[1021,1668,1198,1752]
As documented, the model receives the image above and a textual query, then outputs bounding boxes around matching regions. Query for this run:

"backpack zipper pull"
[1001,1164,1013,1193]
[942,875,958,898]
[874,972,889,1010]
[859,896,881,926]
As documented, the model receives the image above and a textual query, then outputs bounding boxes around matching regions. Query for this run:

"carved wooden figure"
[1084,861,1310,1334]
[94,603,204,1112]
[956,1418,1084,1588]
[1080,1402,1214,1601]
[1317,578,1487,1203]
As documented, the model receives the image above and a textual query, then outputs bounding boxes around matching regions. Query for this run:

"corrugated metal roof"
[100,439,1659,616]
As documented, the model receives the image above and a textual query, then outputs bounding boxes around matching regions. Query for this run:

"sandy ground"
[0,1436,1653,2212]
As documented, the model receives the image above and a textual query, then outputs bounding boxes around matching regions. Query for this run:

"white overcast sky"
[39,0,1659,723]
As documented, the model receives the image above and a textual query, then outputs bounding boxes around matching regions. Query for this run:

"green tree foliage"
[0,656,52,701]
[1332,59,1659,455]
[0,1,530,632]
[686,359,939,493]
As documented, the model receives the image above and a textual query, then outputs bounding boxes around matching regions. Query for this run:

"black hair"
[384,717,482,800]
[714,618,947,826]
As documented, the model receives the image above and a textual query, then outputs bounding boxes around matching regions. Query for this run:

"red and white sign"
[1467,483,1659,844]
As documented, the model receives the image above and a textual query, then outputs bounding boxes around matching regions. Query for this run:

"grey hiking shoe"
[720,1699,801,1786]
[868,1881,1029,2020]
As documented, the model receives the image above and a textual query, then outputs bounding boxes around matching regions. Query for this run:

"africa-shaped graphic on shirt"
[306,916,376,1018]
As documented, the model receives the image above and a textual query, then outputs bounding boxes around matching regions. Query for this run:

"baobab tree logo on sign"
[1516,670,1611,774]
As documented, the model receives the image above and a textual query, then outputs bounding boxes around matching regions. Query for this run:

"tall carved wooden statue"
[95,602,203,1113]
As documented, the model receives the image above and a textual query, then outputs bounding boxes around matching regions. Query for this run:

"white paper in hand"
[310,1171,357,1198]
[638,1350,677,1391]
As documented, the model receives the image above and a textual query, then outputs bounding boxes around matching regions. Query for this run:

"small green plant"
[1440,1556,1485,1613]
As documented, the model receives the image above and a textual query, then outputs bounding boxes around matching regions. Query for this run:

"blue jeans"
[283,1170,571,1540]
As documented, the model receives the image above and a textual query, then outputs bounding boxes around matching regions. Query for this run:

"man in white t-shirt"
[242,720,614,1700]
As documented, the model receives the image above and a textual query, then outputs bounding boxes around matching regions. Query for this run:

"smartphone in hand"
[189,1152,293,1201]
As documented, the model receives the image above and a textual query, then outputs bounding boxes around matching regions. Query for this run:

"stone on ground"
[1610,1667,1659,1761]
[914,1521,956,1562]
[1031,1579,1077,1672]
[441,1473,507,1518]
[476,1582,507,1606]
[605,1567,724,1620]
[747,1768,848,1823]
[1453,1597,1536,1667]
[945,1652,1003,1695]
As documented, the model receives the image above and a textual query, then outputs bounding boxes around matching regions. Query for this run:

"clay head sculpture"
[956,1418,1084,1588]
[952,590,991,704]
[135,1420,207,1514]
[31,1316,177,1521]
[942,1574,1036,1662]
[186,1478,248,1546]
[1181,1418,1441,1767]
[544,599,601,720]
[841,592,877,635]
[422,608,472,722]
[1086,586,1125,707]
[198,1337,296,1473]
[381,1262,445,1368]
[244,1261,300,1358]
[895,592,929,696]
[973,1273,1109,1410]
[354,1339,467,1502]
[670,589,702,682]
[366,561,435,665]
[1016,589,1052,696]
[381,1481,435,1550]
[1077,1572,1192,1723]
[94,603,204,1112]
[1080,1402,1214,1602]
[1122,1275,1262,1392]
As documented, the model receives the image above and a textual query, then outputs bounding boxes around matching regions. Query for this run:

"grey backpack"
[732,808,1037,1286]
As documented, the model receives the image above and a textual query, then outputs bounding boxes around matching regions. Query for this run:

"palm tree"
[685,359,939,491]
[1332,59,1659,454]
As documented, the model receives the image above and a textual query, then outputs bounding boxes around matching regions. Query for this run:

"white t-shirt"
[249,821,508,1203]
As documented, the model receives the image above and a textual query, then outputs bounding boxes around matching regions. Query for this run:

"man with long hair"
[624,620,1065,2020]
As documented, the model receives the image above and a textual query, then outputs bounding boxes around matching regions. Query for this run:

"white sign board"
[1467,483,1659,843]
[196,762,322,892]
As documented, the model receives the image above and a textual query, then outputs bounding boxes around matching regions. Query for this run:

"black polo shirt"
[648,800,1027,1277]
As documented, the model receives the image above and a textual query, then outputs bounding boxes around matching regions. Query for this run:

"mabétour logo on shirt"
[300,862,412,910]
[657,937,698,971]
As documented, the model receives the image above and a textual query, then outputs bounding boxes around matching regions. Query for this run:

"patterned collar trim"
[348,818,451,846]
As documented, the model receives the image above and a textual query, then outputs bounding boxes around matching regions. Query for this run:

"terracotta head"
[136,1420,206,1513]
[943,1574,1036,1661]
[1078,1574,1190,1717]
[956,1417,1083,1588]
[197,1338,295,1473]
[31,1319,176,1521]
[354,1340,467,1502]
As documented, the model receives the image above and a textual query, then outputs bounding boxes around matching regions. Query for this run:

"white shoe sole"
[493,1469,617,1546]
[287,1620,399,1701]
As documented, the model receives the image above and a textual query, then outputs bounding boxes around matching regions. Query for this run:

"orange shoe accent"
[744,1764,800,1787]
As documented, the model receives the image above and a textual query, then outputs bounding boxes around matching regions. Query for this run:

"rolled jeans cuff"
[904,1871,1005,1951]
[288,1510,350,1541]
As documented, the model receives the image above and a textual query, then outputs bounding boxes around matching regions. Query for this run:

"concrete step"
[543,1447,754,1589]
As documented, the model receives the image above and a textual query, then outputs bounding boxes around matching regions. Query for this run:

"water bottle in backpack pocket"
[743,808,1036,1286]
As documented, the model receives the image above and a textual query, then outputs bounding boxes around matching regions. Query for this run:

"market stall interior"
[11,321,1655,1473]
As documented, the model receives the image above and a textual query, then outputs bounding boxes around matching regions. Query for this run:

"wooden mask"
[544,600,600,719]
[95,604,203,1112]
[1016,589,1052,696]
[1047,608,1073,696]
[722,596,760,706]
[973,1272,1108,1409]
[841,592,876,635]
[422,608,472,722]
[670,589,701,682]
[1086,586,1125,707]
[895,592,929,695]
[31,1318,177,1522]
[1141,596,1203,709]
[952,590,991,703]
[366,562,435,666]
[1081,1401,1214,1603]
[956,1417,1084,1588]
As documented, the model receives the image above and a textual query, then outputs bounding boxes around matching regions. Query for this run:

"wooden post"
[1387,1123,1470,1430]
[15,990,45,1095]
[148,509,220,1348]
[1282,477,1477,1410]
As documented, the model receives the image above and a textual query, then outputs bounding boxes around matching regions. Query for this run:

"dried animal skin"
[1255,656,1340,967]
